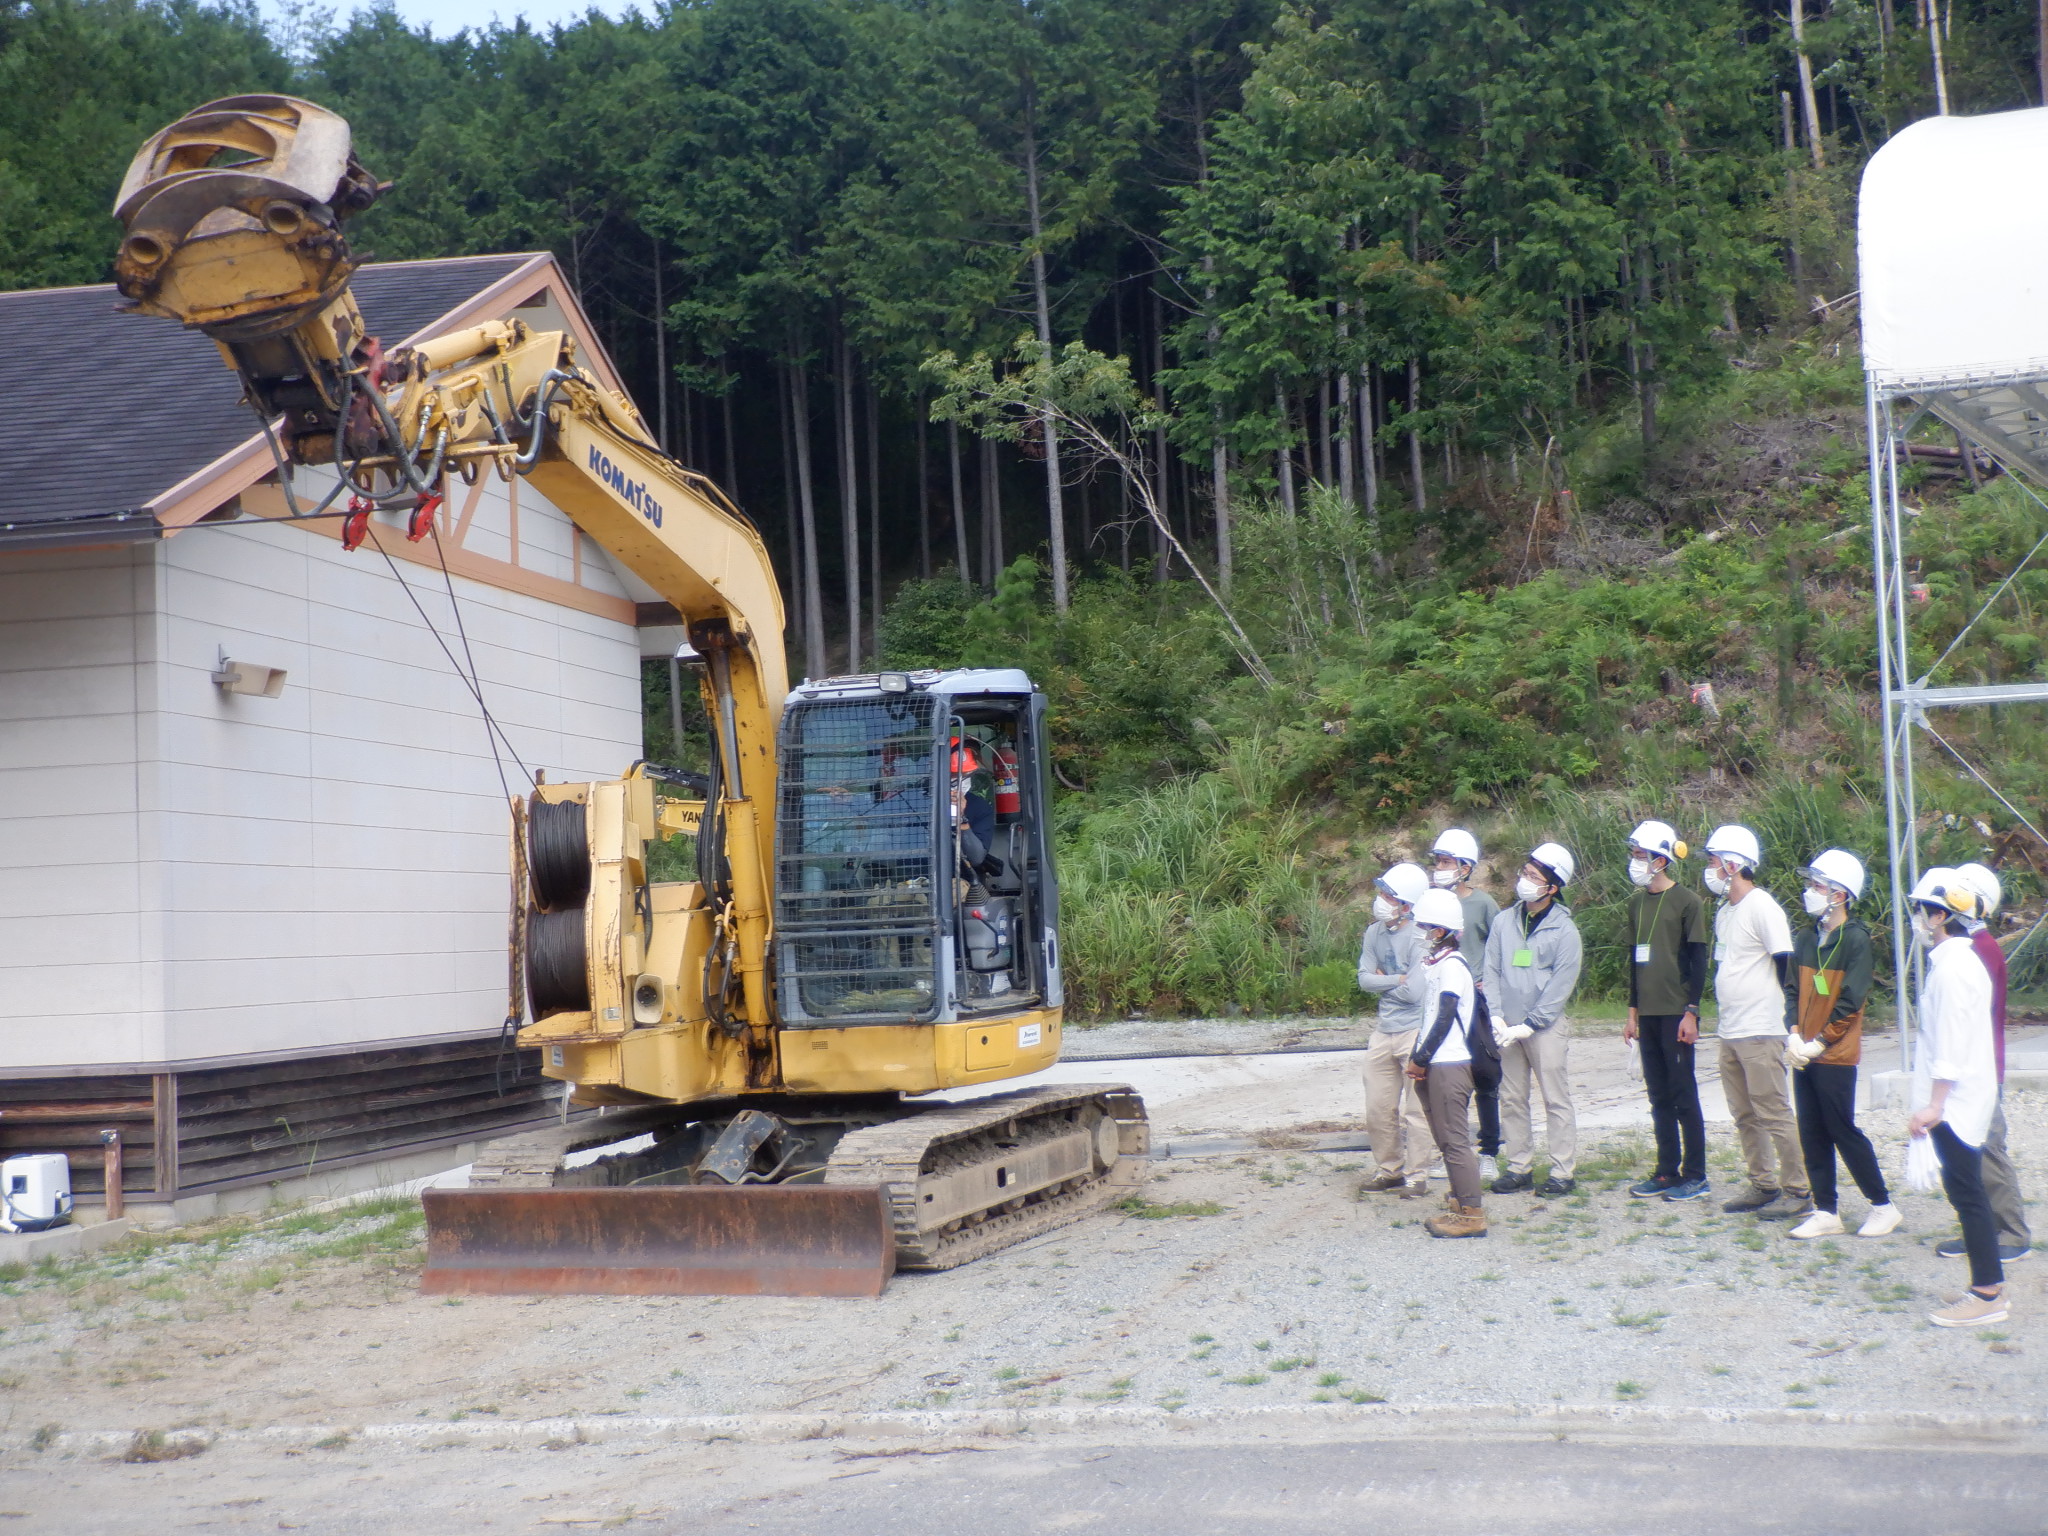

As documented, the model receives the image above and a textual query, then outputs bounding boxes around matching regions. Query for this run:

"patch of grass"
[1342,1388,1387,1404]
[1224,1373,1270,1387]
[28,1424,59,1452]
[1271,1356,1315,1372]
[122,1430,207,1463]
[1317,1371,1345,1387]
[313,1432,350,1450]
[994,1366,1022,1382]
[1116,1197,1228,1219]
[1613,1310,1670,1332]
[1190,1333,1214,1344]
[1613,1381,1647,1401]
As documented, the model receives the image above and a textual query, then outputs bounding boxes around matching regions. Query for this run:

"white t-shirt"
[1712,886,1794,1039]
[1421,951,1476,1066]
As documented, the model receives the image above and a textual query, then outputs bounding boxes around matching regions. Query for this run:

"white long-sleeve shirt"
[1914,934,1998,1148]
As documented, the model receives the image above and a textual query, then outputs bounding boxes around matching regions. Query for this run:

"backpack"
[1416,952,1502,1092]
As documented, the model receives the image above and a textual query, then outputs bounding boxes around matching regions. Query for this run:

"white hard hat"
[1909,866,1979,918]
[1411,887,1466,932]
[1431,828,1481,865]
[1803,849,1866,901]
[1376,862,1430,907]
[1628,820,1687,862]
[1529,842,1576,887]
[1955,862,2003,917]
[1704,824,1763,872]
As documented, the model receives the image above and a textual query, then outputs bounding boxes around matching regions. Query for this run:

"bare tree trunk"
[1925,0,1952,115]
[720,359,736,495]
[1317,374,1333,487]
[1274,378,1297,516]
[1021,91,1070,610]
[916,398,931,579]
[778,354,801,648]
[1212,430,1232,594]
[948,419,969,582]
[1638,250,1658,449]
[1337,370,1356,507]
[865,380,881,660]
[788,359,826,678]
[834,329,860,671]
[1790,0,1827,162]
[1358,366,1381,566]
[980,434,1001,586]
[1151,286,1170,584]
[1406,359,1425,516]
[652,236,669,454]
[1781,92,1804,296]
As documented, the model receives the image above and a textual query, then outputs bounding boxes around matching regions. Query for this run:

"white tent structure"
[1860,105,2048,1047]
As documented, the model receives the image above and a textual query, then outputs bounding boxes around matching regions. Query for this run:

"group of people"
[1354,822,2028,1328]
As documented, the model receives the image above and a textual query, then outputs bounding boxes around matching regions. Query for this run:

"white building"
[0,253,666,1214]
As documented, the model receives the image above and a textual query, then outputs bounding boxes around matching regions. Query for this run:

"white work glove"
[1783,1035,1825,1070]
[1498,1023,1535,1046]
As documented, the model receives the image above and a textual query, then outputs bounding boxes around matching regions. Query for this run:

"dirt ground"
[1,1039,2043,1530]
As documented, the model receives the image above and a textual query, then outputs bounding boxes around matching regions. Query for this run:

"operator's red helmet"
[949,737,981,776]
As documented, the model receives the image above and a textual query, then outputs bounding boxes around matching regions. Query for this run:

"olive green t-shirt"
[1627,882,1708,1015]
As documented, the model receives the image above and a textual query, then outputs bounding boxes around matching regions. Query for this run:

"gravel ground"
[1,1048,2041,1445]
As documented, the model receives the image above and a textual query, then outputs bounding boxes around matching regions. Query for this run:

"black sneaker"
[1537,1176,1576,1198]
[1491,1170,1535,1194]
[1935,1237,2034,1263]
[1662,1176,1712,1202]
[1629,1174,1681,1198]
[1721,1185,1780,1214]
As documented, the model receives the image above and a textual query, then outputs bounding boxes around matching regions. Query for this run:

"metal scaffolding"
[1861,105,2048,1058]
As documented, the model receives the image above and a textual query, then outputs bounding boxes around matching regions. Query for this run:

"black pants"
[1933,1122,2005,1292]
[1474,1082,1501,1157]
[1638,1014,1705,1181]
[1793,1062,1889,1213]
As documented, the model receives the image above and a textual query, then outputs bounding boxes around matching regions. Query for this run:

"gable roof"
[0,253,574,550]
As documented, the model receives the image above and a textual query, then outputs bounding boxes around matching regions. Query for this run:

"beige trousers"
[1718,1035,1809,1196]
[1501,1021,1577,1178]
[1363,1028,1434,1181]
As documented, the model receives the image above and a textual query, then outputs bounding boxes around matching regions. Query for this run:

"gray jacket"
[1482,899,1583,1033]
[1357,919,1427,1034]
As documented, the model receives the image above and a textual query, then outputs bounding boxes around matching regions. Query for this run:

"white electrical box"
[0,1153,74,1233]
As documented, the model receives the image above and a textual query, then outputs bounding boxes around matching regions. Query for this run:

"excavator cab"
[774,668,1059,1025]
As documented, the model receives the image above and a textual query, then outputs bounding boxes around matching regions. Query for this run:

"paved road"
[9,1431,2042,1534]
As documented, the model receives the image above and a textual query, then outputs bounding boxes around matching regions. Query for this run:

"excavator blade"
[419,1185,897,1298]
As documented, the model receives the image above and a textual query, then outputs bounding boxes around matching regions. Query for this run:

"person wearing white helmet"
[1356,862,1436,1197]
[1944,862,2033,1265]
[1783,850,1899,1240]
[1905,868,2007,1326]
[1403,888,1495,1238]
[1620,820,1713,1199]
[1701,824,1810,1221]
[1431,828,1503,1177]
[1483,842,1583,1198]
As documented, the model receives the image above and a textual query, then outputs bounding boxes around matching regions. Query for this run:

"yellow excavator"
[112,95,1145,1296]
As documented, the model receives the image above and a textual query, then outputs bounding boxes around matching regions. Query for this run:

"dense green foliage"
[10,0,2048,1017]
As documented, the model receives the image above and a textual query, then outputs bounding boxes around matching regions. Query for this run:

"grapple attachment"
[420,1185,897,1297]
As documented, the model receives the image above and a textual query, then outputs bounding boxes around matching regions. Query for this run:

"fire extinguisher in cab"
[993,743,1021,818]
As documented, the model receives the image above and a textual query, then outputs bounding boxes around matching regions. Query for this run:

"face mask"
[1628,858,1654,887]
[1515,875,1547,904]
[1431,867,1459,888]
[1704,868,1730,897]
[1803,888,1832,918]
[1917,909,1950,945]
[1372,896,1397,925]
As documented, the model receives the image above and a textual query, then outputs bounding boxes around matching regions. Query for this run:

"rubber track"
[822,1084,1148,1270]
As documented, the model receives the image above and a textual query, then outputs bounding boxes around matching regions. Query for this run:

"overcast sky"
[287,0,646,43]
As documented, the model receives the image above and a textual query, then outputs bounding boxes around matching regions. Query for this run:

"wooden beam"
[154,1074,180,1198]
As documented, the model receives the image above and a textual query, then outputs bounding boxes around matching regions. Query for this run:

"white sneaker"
[1790,1210,1846,1240]
[1858,1204,1903,1238]
[1429,1162,1447,1180]
[1478,1155,1499,1181]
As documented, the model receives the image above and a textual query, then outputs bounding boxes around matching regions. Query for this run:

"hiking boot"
[1930,1291,2009,1328]
[1934,1237,2033,1262]
[1630,1174,1681,1199]
[1425,1204,1488,1239]
[1537,1176,1576,1198]
[1757,1192,1814,1221]
[1721,1185,1780,1214]
[1857,1204,1903,1238]
[1360,1170,1407,1193]
[1789,1209,1846,1240]
[1399,1179,1433,1199]
[1662,1176,1711,1202]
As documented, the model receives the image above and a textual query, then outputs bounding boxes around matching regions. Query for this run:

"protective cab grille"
[774,693,942,1023]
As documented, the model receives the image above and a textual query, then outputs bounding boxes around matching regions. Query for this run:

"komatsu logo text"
[588,445,665,528]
